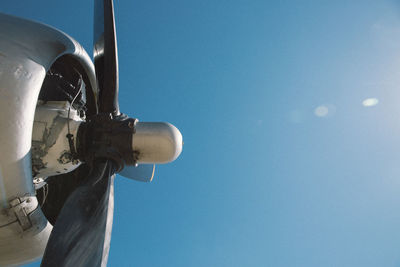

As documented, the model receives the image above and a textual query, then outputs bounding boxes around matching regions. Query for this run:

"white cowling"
[0,13,97,267]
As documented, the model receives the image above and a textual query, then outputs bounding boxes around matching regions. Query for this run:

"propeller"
[41,0,182,265]
[94,0,119,115]
[40,160,115,267]
[42,1,140,266]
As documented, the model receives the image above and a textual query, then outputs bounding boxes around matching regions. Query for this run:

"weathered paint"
[32,101,83,178]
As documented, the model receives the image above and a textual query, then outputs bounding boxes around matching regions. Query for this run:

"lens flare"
[362,98,379,107]
[314,105,329,117]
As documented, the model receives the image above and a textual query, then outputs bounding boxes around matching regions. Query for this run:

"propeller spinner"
[40,0,183,266]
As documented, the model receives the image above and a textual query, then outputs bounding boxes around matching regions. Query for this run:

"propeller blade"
[41,160,116,267]
[37,164,90,226]
[94,0,119,114]
[119,164,155,182]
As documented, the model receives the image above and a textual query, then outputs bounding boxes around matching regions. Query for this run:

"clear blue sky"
[3,0,400,266]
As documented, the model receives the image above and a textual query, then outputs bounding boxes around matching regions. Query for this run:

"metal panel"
[0,12,96,266]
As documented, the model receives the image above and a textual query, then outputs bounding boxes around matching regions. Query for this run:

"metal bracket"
[9,196,38,231]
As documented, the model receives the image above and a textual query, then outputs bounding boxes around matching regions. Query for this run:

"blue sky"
[3,0,400,266]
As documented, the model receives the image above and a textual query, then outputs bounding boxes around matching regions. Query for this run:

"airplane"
[0,0,183,266]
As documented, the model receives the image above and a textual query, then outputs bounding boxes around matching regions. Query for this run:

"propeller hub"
[77,114,183,171]
[132,122,183,164]
[77,113,136,171]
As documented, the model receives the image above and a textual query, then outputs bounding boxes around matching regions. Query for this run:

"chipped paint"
[31,102,82,177]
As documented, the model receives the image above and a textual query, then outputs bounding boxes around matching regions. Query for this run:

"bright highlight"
[362,98,379,107]
[314,105,329,117]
